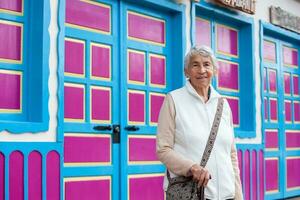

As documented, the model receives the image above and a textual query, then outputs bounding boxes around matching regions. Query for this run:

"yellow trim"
[90,42,111,81]
[64,162,111,167]
[127,89,145,125]
[287,186,300,191]
[90,85,111,124]
[265,157,279,160]
[265,148,279,151]
[127,11,166,46]
[263,39,277,63]
[0,20,23,64]
[127,49,146,85]
[149,92,166,126]
[217,59,239,92]
[265,189,279,194]
[222,95,240,127]
[149,53,167,88]
[0,0,24,16]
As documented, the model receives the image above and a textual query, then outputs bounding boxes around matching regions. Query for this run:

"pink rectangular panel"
[265,158,279,192]
[65,178,110,200]
[265,130,278,149]
[216,24,238,56]
[9,151,24,200]
[293,76,299,96]
[283,46,298,67]
[251,151,257,200]
[0,71,21,111]
[46,151,60,200]
[64,84,84,120]
[268,69,277,93]
[28,151,42,200]
[150,94,165,124]
[285,101,292,122]
[0,0,22,13]
[64,135,111,163]
[0,21,22,62]
[128,50,145,83]
[286,131,300,149]
[196,18,211,47]
[128,12,165,45]
[294,102,300,122]
[244,151,250,200]
[217,60,238,91]
[150,55,166,86]
[263,40,276,62]
[0,153,4,200]
[226,97,239,125]
[128,91,145,124]
[91,44,110,79]
[287,158,300,189]
[270,98,278,121]
[66,0,110,33]
[91,87,110,122]
[264,98,268,121]
[65,39,85,75]
[264,68,267,91]
[237,150,243,184]
[284,73,291,95]
[128,137,158,162]
[129,175,164,200]
[259,151,264,200]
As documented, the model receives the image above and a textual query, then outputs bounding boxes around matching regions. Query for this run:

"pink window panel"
[259,151,265,200]
[226,97,239,126]
[28,151,42,200]
[284,73,291,95]
[263,68,267,92]
[265,129,278,150]
[64,84,85,121]
[65,177,111,200]
[263,40,276,62]
[9,151,24,200]
[0,71,22,112]
[217,60,239,91]
[64,135,111,165]
[65,39,85,76]
[46,151,60,200]
[128,11,165,45]
[0,21,22,62]
[128,136,158,163]
[293,75,299,96]
[285,101,292,122]
[91,43,111,80]
[244,151,250,200]
[264,97,268,121]
[251,151,257,200]
[268,69,277,93]
[286,131,300,149]
[283,46,298,67]
[0,0,22,14]
[216,24,238,57]
[195,18,211,47]
[287,158,300,189]
[128,50,145,84]
[270,98,278,122]
[265,158,279,193]
[0,152,4,200]
[66,0,110,33]
[128,90,145,124]
[294,101,300,122]
[150,93,165,125]
[129,175,164,200]
[150,54,166,87]
[91,87,111,123]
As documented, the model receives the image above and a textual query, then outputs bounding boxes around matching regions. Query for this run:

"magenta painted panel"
[265,130,278,149]
[251,151,257,200]
[91,45,110,79]
[0,22,22,61]
[64,136,110,163]
[226,97,239,125]
[128,12,165,45]
[294,102,300,122]
[129,176,164,200]
[65,178,110,200]
[286,131,300,149]
[217,61,238,90]
[66,0,110,33]
[150,56,165,86]
[283,46,298,66]
[244,151,250,200]
[263,40,276,62]
[237,150,243,185]
[216,25,238,56]
[46,151,60,200]
[0,72,21,110]
[270,99,278,121]
[128,92,145,123]
[0,152,4,200]
[264,68,267,91]
[128,51,145,83]
[265,159,279,192]
[64,85,84,120]
[284,73,291,95]
[28,151,42,200]
[259,151,264,200]
[9,151,24,200]
[91,88,110,121]
[264,98,268,120]
[0,0,22,13]
[65,40,84,75]
[287,158,300,188]
[150,94,165,124]
[129,137,158,162]
[195,18,211,47]
[268,70,277,93]
[293,76,299,96]
[285,101,292,122]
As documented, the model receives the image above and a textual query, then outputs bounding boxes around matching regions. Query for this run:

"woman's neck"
[189,81,210,102]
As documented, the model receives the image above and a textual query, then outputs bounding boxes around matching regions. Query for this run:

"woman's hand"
[190,164,211,187]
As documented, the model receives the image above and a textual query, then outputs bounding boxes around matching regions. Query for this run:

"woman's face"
[185,54,214,90]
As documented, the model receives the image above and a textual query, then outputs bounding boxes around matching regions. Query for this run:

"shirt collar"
[185,80,220,103]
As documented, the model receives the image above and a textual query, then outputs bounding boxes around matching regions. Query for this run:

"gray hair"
[184,45,217,70]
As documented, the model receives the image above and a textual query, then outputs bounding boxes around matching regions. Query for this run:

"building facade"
[0,0,299,199]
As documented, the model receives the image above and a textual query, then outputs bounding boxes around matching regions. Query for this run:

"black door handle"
[124,126,139,131]
[93,125,112,131]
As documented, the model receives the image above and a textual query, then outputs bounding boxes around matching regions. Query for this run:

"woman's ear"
[184,67,189,78]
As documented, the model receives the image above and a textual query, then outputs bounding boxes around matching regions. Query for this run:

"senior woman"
[156,45,243,200]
